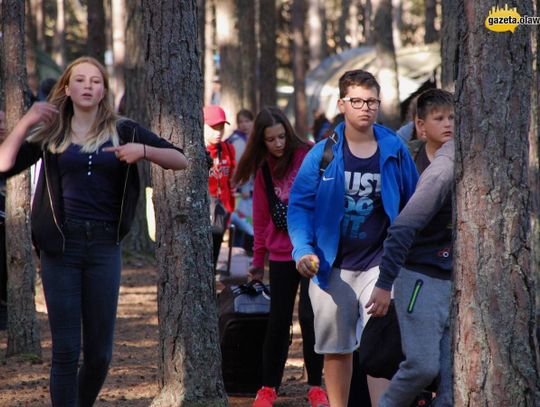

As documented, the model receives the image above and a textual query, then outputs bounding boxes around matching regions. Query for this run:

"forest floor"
[0,249,310,406]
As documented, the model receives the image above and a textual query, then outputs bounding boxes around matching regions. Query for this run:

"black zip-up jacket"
[2,119,183,255]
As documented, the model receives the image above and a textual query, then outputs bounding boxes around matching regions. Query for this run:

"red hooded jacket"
[207,142,236,213]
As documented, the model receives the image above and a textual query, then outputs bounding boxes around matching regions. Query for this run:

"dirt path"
[0,264,309,406]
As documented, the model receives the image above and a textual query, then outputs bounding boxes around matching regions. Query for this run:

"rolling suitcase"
[218,280,270,395]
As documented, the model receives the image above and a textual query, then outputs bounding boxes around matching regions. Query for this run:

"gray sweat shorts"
[309,266,380,354]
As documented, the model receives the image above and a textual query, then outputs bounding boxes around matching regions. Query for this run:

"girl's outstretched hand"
[23,102,58,128]
[103,143,145,164]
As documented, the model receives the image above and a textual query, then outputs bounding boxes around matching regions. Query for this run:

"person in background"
[227,109,253,162]
[367,89,455,406]
[37,78,58,102]
[287,69,419,407]
[228,109,255,253]
[311,110,331,143]
[233,107,329,407]
[204,105,236,270]
[0,56,188,406]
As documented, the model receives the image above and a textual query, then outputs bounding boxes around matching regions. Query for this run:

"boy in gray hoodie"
[366,89,455,406]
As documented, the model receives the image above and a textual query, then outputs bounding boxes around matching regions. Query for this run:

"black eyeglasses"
[341,97,381,110]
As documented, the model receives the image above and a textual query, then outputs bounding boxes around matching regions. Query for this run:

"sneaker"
[252,386,277,407]
[307,386,329,407]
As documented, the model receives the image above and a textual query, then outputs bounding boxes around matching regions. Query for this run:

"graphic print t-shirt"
[333,139,389,271]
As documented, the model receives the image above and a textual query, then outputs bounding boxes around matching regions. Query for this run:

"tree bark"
[440,0,460,90]
[372,0,400,129]
[258,0,277,107]
[215,0,241,125]
[1,0,42,359]
[237,0,257,113]
[424,0,438,44]
[349,0,361,48]
[308,0,327,70]
[392,0,402,49]
[142,1,227,405]
[292,0,307,137]
[338,0,350,51]
[111,0,125,109]
[364,0,373,45]
[532,0,540,341]
[86,0,106,64]
[52,0,66,68]
[122,0,154,257]
[25,0,39,95]
[453,1,540,405]
[202,0,215,105]
[30,0,44,47]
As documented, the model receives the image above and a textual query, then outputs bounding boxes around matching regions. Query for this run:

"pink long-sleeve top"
[252,147,310,269]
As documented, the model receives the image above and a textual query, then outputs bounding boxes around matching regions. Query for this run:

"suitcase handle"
[232,279,270,297]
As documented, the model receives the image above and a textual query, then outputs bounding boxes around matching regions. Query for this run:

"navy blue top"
[333,139,389,271]
[58,141,123,221]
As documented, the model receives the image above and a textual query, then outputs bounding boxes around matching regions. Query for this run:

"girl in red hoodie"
[233,107,329,407]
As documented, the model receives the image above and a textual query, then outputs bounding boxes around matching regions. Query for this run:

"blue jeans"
[41,218,121,407]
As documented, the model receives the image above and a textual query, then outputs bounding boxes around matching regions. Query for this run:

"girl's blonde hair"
[29,56,119,153]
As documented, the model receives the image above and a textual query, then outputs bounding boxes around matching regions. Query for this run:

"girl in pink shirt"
[234,107,329,407]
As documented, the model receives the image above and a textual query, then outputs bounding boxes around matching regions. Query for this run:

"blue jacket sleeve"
[287,143,324,262]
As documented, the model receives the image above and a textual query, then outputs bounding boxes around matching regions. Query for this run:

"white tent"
[299,43,441,126]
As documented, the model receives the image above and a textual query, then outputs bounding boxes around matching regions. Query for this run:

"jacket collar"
[333,121,402,162]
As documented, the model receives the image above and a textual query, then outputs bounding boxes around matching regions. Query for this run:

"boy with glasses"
[287,69,419,407]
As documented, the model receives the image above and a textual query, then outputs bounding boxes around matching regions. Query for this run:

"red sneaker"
[307,386,329,407]
[252,386,277,407]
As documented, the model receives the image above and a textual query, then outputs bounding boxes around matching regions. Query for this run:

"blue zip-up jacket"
[287,122,419,288]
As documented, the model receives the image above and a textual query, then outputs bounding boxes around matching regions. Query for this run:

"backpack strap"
[261,162,277,203]
[319,132,338,174]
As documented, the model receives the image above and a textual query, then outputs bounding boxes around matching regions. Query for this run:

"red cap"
[203,105,229,127]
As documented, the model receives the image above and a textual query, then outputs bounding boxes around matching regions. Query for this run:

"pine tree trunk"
[258,0,277,107]
[1,0,42,359]
[424,0,438,44]
[25,0,39,95]
[534,0,540,347]
[142,1,227,405]
[203,0,215,105]
[530,0,540,344]
[87,0,106,64]
[53,0,66,67]
[364,0,374,45]
[292,0,307,137]
[392,0,402,49]
[197,0,207,102]
[338,0,350,51]
[349,0,361,48]
[216,0,242,124]
[440,0,461,90]
[30,0,44,47]
[121,0,154,257]
[453,1,540,404]
[372,0,400,129]
[238,0,257,113]
[111,0,125,109]
[308,0,327,70]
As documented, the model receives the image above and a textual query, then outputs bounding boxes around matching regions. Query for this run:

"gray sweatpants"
[379,268,452,407]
